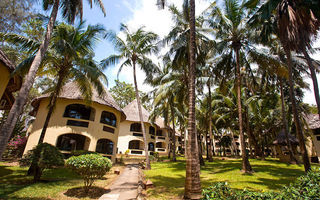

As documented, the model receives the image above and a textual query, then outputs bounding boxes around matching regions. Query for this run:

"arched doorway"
[56,134,90,151]
[96,139,114,155]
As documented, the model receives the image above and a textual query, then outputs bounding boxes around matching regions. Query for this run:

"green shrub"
[202,168,320,200]
[153,152,159,158]
[70,150,98,156]
[279,168,320,200]
[66,154,112,192]
[202,182,236,200]
[19,143,64,181]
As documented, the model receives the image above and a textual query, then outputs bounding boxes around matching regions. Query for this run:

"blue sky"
[32,0,319,105]
[33,0,137,88]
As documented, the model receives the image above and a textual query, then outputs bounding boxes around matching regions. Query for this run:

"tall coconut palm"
[185,0,202,197]
[158,0,201,197]
[102,24,159,170]
[207,0,255,173]
[6,22,107,144]
[0,0,106,158]
[247,0,313,172]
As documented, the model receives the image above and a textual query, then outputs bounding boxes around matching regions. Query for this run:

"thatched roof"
[0,49,15,72]
[273,130,299,146]
[305,114,320,129]
[31,82,125,120]
[123,99,150,122]
[155,117,173,129]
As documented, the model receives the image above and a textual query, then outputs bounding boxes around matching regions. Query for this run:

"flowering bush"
[5,135,27,158]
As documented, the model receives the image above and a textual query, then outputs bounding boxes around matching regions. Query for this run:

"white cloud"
[111,0,210,92]
[303,38,320,105]
[109,0,319,106]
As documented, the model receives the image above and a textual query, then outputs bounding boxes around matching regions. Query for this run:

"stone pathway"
[99,164,139,200]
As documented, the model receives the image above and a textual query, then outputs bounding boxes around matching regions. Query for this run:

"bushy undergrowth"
[202,168,320,200]
[19,143,64,181]
[66,154,112,192]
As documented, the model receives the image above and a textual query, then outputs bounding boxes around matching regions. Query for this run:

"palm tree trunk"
[207,81,214,162]
[132,60,150,170]
[302,49,320,119]
[285,49,311,172]
[235,48,252,173]
[198,131,205,166]
[0,0,60,158]
[171,105,176,162]
[38,74,65,144]
[245,111,260,158]
[279,78,297,163]
[184,0,201,198]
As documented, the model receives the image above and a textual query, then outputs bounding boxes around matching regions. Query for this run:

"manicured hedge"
[66,154,112,192]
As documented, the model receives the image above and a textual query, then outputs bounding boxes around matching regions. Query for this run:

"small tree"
[66,154,112,192]
[19,143,64,182]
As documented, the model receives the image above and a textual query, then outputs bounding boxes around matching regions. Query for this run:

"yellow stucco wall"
[310,135,320,159]
[24,98,122,162]
[0,63,10,100]
[117,120,170,156]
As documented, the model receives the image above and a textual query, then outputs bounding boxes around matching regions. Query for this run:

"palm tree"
[247,0,313,172]
[102,24,159,170]
[11,23,106,144]
[158,0,202,198]
[207,0,255,173]
[0,0,106,158]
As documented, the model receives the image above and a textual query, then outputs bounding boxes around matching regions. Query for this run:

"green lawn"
[0,162,123,200]
[144,157,316,200]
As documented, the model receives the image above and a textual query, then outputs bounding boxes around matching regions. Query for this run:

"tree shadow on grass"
[0,166,13,178]
[64,186,109,199]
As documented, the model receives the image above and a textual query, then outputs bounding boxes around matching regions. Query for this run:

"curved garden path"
[99,164,139,200]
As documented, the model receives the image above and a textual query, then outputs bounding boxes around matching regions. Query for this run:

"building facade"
[0,50,21,110]
[117,100,170,156]
[24,82,125,162]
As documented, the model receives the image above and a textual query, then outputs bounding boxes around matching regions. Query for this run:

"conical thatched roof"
[123,99,150,122]
[155,117,171,129]
[31,82,125,120]
[273,130,299,146]
[305,114,320,129]
[0,49,15,71]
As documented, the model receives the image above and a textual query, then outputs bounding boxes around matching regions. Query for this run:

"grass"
[144,157,318,200]
[0,162,125,200]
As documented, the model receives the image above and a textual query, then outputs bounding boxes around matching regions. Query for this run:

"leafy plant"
[66,154,112,192]
[19,143,64,181]
[70,150,98,157]
[279,168,320,199]
[202,168,320,200]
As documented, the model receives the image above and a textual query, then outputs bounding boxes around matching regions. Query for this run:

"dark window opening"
[96,139,114,155]
[103,126,115,133]
[148,142,155,151]
[131,150,143,154]
[317,136,320,141]
[156,130,163,136]
[133,133,143,137]
[67,120,89,127]
[100,111,117,127]
[129,140,142,150]
[56,134,88,151]
[130,123,141,132]
[63,104,94,121]
[156,142,165,148]
[149,126,155,135]
[314,128,320,135]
